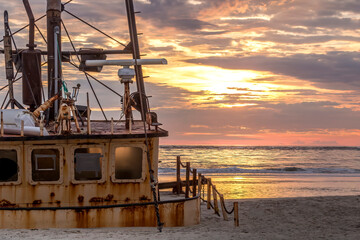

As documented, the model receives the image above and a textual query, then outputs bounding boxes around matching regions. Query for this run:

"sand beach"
[1,195,359,240]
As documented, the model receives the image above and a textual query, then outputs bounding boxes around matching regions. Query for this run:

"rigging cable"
[0,0,72,43]
[0,15,46,43]
[34,23,47,44]
[61,20,108,121]
[63,9,127,48]
[1,90,9,109]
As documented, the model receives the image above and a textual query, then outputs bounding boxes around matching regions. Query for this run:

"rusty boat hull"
[0,127,200,228]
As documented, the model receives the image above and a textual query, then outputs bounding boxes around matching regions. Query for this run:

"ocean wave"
[160,145,360,151]
[158,167,360,174]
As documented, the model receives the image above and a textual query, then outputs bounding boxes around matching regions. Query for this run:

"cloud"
[2,0,360,146]
[186,51,360,90]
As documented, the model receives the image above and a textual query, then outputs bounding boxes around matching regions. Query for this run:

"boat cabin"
[0,0,200,229]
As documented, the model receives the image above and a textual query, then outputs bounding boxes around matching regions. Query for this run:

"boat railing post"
[192,168,197,197]
[86,92,91,134]
[176,156,181,194]
[185,162,190,198]
[40,111,44,136]
[207,178,211,209]
[21,120,24,137]
[234,202,239,227]
[111,117,114,134]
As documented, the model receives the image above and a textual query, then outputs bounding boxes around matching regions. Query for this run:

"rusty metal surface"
[0,136,200,228]
[0,197,200,228]
[78,48,107,72]
[21,50,42,108]
[0,138,157,207]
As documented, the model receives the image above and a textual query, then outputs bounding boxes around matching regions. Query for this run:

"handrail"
[175,155,239,227]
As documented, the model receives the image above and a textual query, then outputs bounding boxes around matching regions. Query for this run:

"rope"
[200,197,220,217]
[224,204,234,215]
[0,76,21,92]
[84,73,108,121]
[68,61,123,98]
[34,23,47,44]
[198,176,235,215]
[1,90,9,109]
[63,0,73,5]
[62,20,123,99]
[213,186,221,196]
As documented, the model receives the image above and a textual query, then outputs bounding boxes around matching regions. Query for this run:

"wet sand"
[1,195,360,240]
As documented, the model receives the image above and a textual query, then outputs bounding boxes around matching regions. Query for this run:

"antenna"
[85,58,167,130]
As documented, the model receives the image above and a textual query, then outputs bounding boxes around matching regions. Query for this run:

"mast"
[47,0,62,120]
[125,0,148,116]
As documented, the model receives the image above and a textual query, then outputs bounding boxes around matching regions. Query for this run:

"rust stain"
[75,209,89,228]
[78,195,84,203]
[139,195,149,201]
[105,194,114,202]
[175,202,185,226]
[0,199,16,207]
[50,192,55,197]
[32,200,42,205]
[89,197,104,203]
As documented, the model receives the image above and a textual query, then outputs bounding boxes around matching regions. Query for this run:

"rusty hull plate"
[0,197,200,228]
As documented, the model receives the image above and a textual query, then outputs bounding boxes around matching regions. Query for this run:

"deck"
[0,120,168,141]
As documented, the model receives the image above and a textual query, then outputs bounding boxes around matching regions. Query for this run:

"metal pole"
[125,0,148,116]
[23,0,36,50]
[47,0,61,121]
[54,26,60,116]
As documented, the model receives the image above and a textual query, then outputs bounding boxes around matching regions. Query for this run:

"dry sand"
[1,195,360,240]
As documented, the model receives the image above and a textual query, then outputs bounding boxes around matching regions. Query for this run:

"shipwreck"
[0,0,200,230]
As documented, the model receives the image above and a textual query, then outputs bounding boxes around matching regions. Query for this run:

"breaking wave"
[158,167,360,174]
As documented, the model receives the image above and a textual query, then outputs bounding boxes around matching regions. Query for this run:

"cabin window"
[74,147,103,181]
[0,149,18,182]
[114,147,143,180]
[31,149,60,182]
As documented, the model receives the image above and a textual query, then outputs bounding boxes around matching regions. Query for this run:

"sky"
[1,0,360,146]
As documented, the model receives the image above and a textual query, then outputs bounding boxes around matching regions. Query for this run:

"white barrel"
[3,126,49,136]
[85,58,167,67]
[0,109,35,127]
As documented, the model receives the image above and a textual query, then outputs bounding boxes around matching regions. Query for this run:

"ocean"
[158,146,360,199]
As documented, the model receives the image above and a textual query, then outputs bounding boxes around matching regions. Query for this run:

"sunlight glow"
[220,15,273,21]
